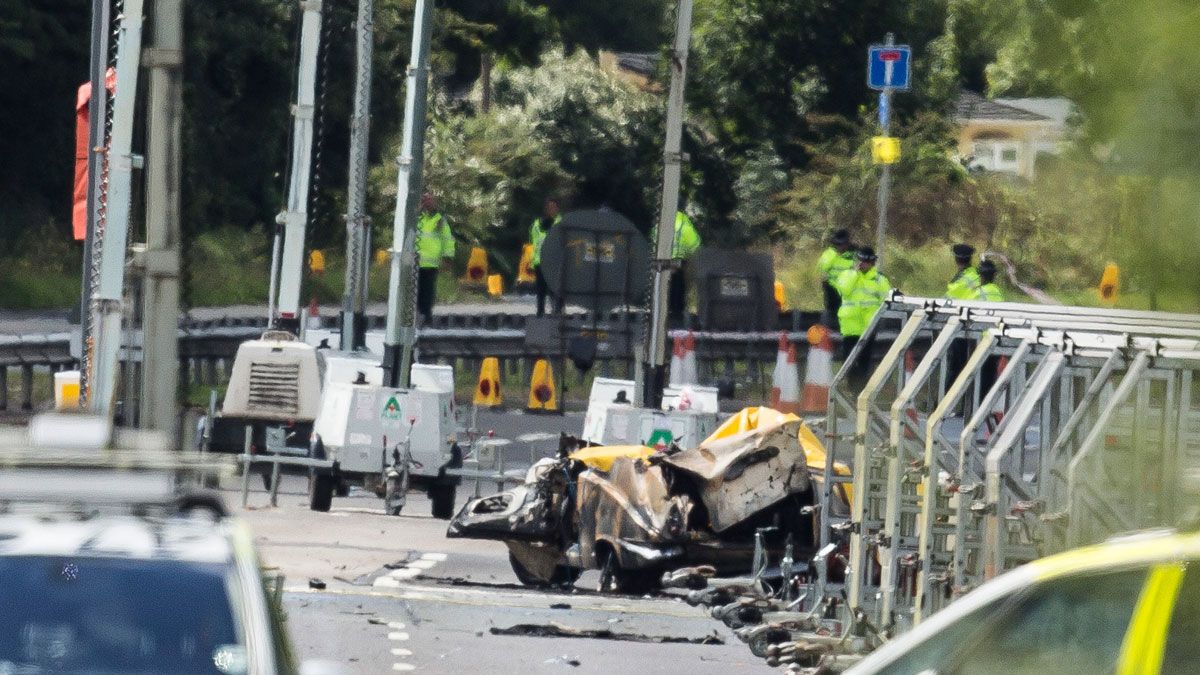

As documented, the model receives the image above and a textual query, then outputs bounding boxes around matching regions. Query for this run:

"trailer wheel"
[429,482,457,520]
[309,474,335,512]
[384,476,405,516]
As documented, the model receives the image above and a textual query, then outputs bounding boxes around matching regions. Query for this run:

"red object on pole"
[880,50,902,62]
[73,69,116,241]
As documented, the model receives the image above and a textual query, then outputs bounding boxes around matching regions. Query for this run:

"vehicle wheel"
[508,552,581,588]
[429,482,457,520]
[748,628,791,658]
[597,548,660,595]
[384,476,404,516]
[309,474,335,512]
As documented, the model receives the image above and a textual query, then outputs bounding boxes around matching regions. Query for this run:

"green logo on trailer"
[646,429,673,451]
[382,396,402,421]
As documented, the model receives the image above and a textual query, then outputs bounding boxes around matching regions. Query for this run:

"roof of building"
[956,90,1049,123]
[995,97,1074,127]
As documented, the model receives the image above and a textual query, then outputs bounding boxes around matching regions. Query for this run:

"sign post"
[867,34,911,272]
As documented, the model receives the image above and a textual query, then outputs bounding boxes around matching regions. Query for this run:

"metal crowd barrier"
[815,294,1200,640]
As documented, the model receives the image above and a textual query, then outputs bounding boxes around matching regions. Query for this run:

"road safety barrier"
[812,293,1200,644]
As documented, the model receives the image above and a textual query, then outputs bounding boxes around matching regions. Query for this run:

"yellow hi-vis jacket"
[978,281,1005,302]
[946,266,982,300]
[528,215,561,269]
[417,212,455,269]
[650,211,702,260]
[817,246,856,284]
[834,267,892,337]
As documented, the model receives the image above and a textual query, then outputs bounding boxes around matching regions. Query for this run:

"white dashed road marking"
[420,552,447,562]
[392,664,415,671]
[388,632,410,641]
[391,648,413,657]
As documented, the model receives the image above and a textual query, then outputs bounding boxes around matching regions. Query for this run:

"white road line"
[408,559,438,570]
[373,577,401,588]
[388,622,406,630]
[391,648,413,657]
[388,632,410,641]
[420,552,447,562]
[388,567,421,579]
[392,664,415,671]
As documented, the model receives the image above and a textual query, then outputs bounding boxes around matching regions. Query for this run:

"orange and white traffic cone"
[801,325,834,414]
[770,333,801,414]
[903,350,919,438]
[669,334,687,387]
[683,331,698,385]
[306,297,321,330]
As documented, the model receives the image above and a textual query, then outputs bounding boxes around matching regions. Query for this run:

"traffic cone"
[769,333,801,414]
[669,335,687,387]
[527,359,559,413]
[463,246,488,285]
[801,325,834,414]
[683,331,698,385]
[306,297,321,330]
[473,357,502,408]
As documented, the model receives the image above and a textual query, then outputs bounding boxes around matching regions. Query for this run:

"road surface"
[236,475,771,674]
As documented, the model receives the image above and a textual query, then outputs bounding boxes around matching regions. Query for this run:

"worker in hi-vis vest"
[977,259,1005,302]
[834,246,892,380]
[528,196,563,317]
[816,229,855,329]
[416,191,455,324]
[946,243,982,300]
[650,209,701,323]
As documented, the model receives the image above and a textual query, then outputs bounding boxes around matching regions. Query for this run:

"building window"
[970,139,1022,174]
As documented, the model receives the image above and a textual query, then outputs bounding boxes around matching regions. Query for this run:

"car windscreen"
[0,555,245,675]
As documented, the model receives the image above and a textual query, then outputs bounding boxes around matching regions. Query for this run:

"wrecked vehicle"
[447,407,851,593]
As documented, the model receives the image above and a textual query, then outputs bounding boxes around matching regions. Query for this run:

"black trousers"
[841,334,876,387]
[534,267,563,317]
[822,281,841,329]
[417,267,438,323]
[669,261,688,323]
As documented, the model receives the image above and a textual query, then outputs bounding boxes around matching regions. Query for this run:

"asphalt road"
[236,474,771,674]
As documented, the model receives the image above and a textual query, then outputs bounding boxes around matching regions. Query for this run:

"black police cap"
[952,243,975,259]
[856,246,878,262]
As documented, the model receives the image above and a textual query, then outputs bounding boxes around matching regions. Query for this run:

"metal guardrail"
[813,293,1200,645]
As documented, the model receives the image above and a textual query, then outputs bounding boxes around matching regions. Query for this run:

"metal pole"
[381,0,435,389]
[81,0,111,406]
[341,0,375,351]
[273,0,325,333]
[141,0,184,438]
[90,0,146,418]
[636,0,693,409]
[874,33,895,272]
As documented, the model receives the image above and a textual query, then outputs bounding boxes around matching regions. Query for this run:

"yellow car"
[850,529,1200,674]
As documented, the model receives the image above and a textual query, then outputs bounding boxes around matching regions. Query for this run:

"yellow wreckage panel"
[569,445,655,472]
[703,407,852,501]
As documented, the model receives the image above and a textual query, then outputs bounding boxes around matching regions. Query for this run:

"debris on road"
[308,578,327,590]
[489,622,725,645]
[550,602,572,610]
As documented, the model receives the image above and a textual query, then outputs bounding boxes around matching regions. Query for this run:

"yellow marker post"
[871,136,901,164]
[308,249,326,274]
[374,248,390,267]
[463,247,488,285]
[774,280,788,312]
[1099,263,1120,306]
[486,274,503,297]
[473,357,503,408]
[526,359,558,413]
[517,244,537,285]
